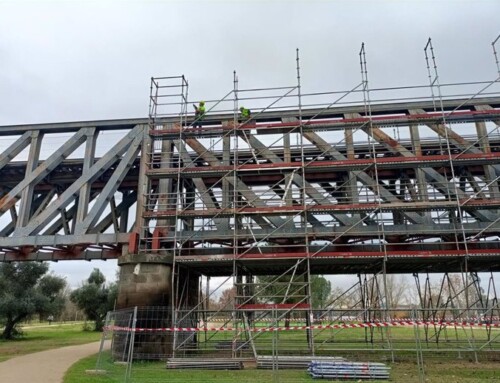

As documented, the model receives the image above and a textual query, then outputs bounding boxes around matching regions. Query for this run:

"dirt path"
[0,341,103,383]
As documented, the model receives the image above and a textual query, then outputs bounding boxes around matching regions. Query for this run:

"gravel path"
[0,341,102,383]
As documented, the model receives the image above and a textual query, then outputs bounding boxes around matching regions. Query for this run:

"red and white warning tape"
[104,319,500,333]
[209,316,500,323]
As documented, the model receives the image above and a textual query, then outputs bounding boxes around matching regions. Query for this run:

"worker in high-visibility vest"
[239,106,251,120]
[193,101,206,128]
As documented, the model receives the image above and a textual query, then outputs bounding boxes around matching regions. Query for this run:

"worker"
[193,101,206,128]
[239,106,251,121]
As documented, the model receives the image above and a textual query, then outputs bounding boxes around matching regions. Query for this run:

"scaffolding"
[137,35,500,362]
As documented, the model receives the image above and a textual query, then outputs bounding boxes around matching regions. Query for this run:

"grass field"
[64,324,498,382]
[64,353,500,383]
[0,322,102,362]
[2,321,498,382]
[192,324,500,356]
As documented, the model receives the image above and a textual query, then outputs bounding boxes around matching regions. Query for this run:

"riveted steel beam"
[359,117,495,222]
[302,130,427,224]
[13,125,145,237]
[74,128,143,234]
[0,127,94,216]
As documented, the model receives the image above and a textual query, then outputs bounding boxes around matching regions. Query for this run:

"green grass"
[2,321,497,382]
[0,322,102,362]
[195,325,500,355]
[64,353,500,383]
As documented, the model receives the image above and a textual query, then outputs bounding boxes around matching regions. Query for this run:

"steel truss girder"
[73,131,142,234]
[12,125,145,236]
[0,126,144,260]
[2,95,500,261]
[173,139,226,231]
[302,130,428,224]
[181,137,289,229]
[410,106,500,172]
[238,130,356,226]
[0,128,96,214]
[359,117,495,222]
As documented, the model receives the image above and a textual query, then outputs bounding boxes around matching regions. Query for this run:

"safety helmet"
[200,101,205,105]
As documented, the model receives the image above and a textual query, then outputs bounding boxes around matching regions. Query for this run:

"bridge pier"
[115,252,174,359]
[116,252,173,309]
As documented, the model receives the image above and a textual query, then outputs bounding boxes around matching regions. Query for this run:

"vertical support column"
[344,116,361,221]
[153,124,174,251]
[474,107,499,199]
[176,267,200,309]
[16,131,42,228]
[381,260,395,361]
[109,197,119,232]
[222,121,232,230]
[119,191,129,232]
[76,128,97,225]
[184,179,195,238]
[283,126,292,206]
[296,48,314,353]
[135,125,152,240]
[359,274,369,343]
[409,119,432,223]
[282,117,296,231]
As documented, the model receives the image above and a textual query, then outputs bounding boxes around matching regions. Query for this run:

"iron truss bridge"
[1,96,500,274]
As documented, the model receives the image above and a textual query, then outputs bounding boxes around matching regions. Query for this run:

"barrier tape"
[104,319,500,333]
[207,317,500,323]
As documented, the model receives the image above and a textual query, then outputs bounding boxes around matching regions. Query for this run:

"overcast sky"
[0,0,499,287]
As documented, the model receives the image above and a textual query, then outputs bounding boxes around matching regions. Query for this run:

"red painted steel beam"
[149,108,500,136]
[175,249,500,263]
[236,303,310,310]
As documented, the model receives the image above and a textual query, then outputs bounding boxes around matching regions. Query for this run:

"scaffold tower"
[136,37,500,357]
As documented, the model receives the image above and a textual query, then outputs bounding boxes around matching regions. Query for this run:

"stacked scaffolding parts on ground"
[308,360,391,380]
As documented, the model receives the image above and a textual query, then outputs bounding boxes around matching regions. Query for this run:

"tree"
[256,275,331,306]
[310,276,332,309]
[217,287,236,310]
[0,262,66,339]
[59,286,85,322]
[256,274,333,326]
[37,274,67,320]
[70,268,117,331]
[385,274,410,308]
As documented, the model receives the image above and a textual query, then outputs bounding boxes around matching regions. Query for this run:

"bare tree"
[384,274,411,308]
[216,287,236,310]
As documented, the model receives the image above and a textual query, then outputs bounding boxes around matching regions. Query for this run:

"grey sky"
[0,0,499,287]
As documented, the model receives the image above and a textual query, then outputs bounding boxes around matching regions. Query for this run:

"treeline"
[0,263,116,339]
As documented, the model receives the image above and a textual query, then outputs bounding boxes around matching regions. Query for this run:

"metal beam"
[0,127,94,216]
[302,130,427,224]
[183,136,288,229]
[238,129,355,226]
[0,131,32,171]
[12,125,145,236]
[76,127,97,223]
[359,119,495,222]
[173,139,226,231]
[0,233,129,247]
[0,95,499,135]
[16,131,42,228]
[74,129,143,234]
[91,191,137,234]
